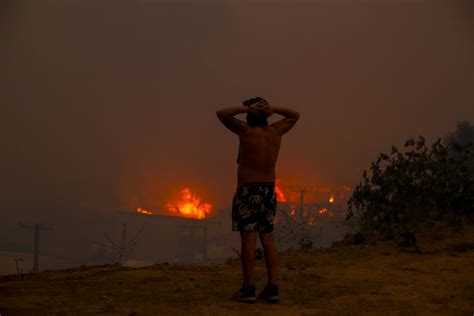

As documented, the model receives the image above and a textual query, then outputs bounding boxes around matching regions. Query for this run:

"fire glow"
[290,205,296,216]
[136,207,152,215]
[319,207,329,214]
[275,179,286,202]
[167,188,212,220]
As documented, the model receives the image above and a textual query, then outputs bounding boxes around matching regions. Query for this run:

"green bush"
[346,135,474,237]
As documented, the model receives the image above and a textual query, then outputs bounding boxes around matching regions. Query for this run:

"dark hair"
[242,97,265,107]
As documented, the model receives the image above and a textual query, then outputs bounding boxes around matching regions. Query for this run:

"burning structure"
[269,180,351,250]
[115,181,351,265]
[119,187,234,265]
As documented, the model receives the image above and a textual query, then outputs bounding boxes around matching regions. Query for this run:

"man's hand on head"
[262,104,273,116]
[216,105,251,134]
[249,101,273,117]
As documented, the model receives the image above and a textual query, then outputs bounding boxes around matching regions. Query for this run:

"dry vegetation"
[0,221,473,316]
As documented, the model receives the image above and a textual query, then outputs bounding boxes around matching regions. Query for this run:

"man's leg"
[240,231,257,286]
[258,231,279,285]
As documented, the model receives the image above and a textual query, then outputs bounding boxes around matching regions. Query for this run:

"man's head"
[243,97,271,127]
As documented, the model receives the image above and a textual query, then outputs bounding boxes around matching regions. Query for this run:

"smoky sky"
[1,0,473,218]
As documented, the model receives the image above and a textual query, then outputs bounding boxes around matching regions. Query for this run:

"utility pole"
[104,220,145,266]
[14,258,24,276]
[292,188,311,223]
[202,220,207,264]
[18,221,53,273]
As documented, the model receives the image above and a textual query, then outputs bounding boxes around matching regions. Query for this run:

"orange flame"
[167,188,212,220]
[275,179,286,202]
[319,207,329,214]
[329,194,334,204]
[136,207,152,215]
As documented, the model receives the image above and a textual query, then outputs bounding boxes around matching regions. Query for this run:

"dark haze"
[1,1,473,220]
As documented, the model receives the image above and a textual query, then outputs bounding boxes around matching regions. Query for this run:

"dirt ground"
[1,222,473,316]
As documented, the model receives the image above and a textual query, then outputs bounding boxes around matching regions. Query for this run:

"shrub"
[346,135,474,237]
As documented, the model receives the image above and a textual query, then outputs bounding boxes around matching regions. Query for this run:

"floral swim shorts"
[232,182,277,233]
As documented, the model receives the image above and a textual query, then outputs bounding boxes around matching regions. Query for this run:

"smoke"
[0,0,472,219]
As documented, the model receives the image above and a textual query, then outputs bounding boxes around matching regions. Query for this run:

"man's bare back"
[216,98,300,187]
[237,126,281,187]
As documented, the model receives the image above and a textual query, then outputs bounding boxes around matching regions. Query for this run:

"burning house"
[105,181,351,266]
[104,187,238,266]
[103,180,350,263]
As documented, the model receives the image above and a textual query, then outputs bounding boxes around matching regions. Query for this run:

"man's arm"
[270,106,300,135]
[216,106,250,134]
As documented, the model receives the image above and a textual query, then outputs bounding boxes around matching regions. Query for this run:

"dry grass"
[0,222,473,316]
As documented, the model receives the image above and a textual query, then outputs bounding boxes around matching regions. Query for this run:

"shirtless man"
[216,97,300,303]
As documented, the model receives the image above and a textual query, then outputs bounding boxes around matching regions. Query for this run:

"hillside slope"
[1,222,473,316]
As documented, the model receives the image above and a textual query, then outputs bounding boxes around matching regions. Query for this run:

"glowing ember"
[275,179,286,202]
[290,205,296,216]
[167,188,212,220]
[308,218,317,225]
[136,207,152,215]
[319,207,329,214]
[329,194,335,204]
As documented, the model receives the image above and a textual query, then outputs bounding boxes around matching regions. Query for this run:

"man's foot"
[258,284,279,303]
[232,284,256,303]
